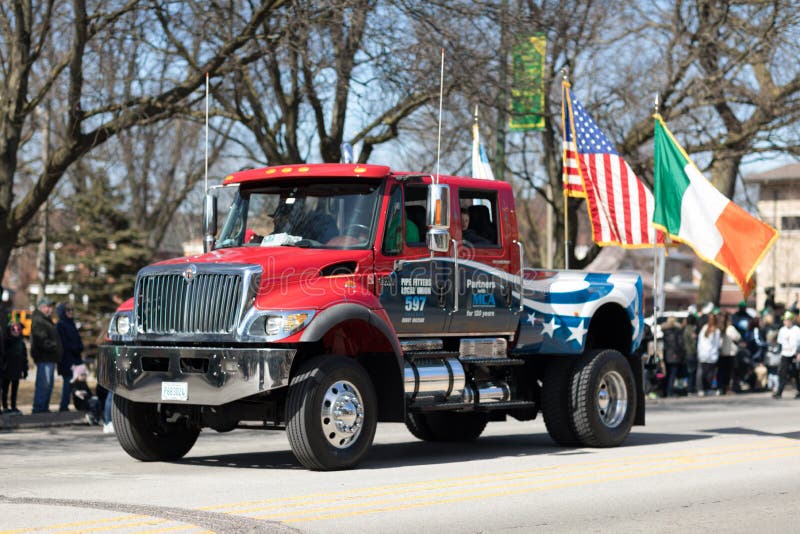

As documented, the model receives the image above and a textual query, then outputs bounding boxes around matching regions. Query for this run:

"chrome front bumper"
[98,345,297,405]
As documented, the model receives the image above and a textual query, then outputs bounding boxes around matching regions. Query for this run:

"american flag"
[562,83,662,247]
[562,83,585,197]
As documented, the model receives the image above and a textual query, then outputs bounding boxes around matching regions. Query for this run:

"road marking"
[196,437,795,516]
[58,519,174,534]
[6,437,798,532]
[270,445,800,523]
[0,515,147,534]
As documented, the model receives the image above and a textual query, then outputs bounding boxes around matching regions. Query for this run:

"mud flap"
[627,354,645,426]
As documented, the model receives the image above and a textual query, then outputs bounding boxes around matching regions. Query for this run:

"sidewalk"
[2,365,89,431]
[0,363,96,432]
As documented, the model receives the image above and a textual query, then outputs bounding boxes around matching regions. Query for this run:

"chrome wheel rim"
[596,371,627,428]
[320,380,364,449]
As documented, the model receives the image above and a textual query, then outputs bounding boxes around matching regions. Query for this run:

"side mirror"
[426,184,450,252]
[426,228,450,252]
[203,193,217,252]
[426,184,450,229]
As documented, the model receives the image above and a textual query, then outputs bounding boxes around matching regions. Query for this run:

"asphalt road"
[1,392,799,534]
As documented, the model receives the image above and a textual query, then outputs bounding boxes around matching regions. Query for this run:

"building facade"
[745,163,800,310]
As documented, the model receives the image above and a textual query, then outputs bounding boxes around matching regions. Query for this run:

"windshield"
[216,179,382,249]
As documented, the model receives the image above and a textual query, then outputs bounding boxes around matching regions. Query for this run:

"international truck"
[99,163,646,470]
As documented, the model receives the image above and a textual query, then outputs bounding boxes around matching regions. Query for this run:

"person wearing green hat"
[774,310,800,399]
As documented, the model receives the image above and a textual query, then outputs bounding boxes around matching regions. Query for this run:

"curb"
[0,411,85,431]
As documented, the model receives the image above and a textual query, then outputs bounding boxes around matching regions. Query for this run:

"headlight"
[108,311,133,341]
[266,316,284,336]
[116,314,131,336]
[262,311,314,340]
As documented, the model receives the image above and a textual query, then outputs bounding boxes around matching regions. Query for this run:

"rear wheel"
[405,411,436,441]
[541,357,580,446]
[405,411,488,442]
[570,349,636,447]
[286,356,377,470]
[111,396,200,461]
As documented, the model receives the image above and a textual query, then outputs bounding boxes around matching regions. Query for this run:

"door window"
[382,186,403,255]
[459,190,499,247]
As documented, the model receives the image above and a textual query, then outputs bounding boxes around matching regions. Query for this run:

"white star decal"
[542,316,559,338]
[567,320,589,344]
[526,312,536,325]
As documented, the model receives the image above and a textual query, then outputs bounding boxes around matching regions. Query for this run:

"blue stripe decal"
[528,283,614,305]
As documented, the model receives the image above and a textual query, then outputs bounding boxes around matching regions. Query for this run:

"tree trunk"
[0,233,16,283]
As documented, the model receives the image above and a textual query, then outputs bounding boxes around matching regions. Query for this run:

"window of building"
[781,216,800,231]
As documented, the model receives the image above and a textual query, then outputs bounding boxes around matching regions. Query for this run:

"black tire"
[570,349,637,448]
[405,411,489,442]
[210,421,239,433]
[405,411,437,441]
[111,395,200,462]
[286,356,377,470]
[541,357,580,446]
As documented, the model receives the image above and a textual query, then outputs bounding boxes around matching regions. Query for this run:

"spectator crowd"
[0,290,114,433]
[646,299,800,400]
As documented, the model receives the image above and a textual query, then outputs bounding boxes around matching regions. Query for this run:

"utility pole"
[494,0,509,182]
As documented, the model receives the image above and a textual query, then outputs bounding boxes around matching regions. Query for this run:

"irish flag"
[653,115,778,296]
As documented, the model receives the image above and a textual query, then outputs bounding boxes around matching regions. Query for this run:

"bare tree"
[611,1,800,303]
[199,0,457,166]
[0,0,284,279]
[436,0,800,299]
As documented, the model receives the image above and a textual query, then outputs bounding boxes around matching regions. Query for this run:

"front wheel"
[286,356,377,470]
[570,349,637,447]
[111,396,200,461]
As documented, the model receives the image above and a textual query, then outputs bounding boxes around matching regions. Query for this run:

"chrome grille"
[136,271,244,335]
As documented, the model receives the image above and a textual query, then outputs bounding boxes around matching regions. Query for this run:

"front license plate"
[161,382,188,401]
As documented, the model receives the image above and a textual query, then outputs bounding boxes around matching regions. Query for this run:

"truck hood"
[152,246,374,309]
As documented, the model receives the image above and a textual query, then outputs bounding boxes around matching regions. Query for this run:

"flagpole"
[652,94,661,332]
[472,104,479,179]
[562,69,570,270]
[564,189,569,270]
[546,184,553,269]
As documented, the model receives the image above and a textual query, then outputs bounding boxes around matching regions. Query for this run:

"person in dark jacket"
[1,322,28,414]
[0,286,10,388]
[662,316,686,397]
[56,302,84,412]
[30,297,63,413]
[683,314,699,395]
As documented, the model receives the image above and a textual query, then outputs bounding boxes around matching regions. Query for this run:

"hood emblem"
[183,264,198,282]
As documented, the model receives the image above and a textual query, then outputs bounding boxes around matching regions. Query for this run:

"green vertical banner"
[509,34,546,131]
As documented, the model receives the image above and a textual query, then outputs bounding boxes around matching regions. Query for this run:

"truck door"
[375,182,448,335]
[446,187,518,335]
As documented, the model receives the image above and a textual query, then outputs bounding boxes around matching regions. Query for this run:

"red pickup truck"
[99,163,645,470]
